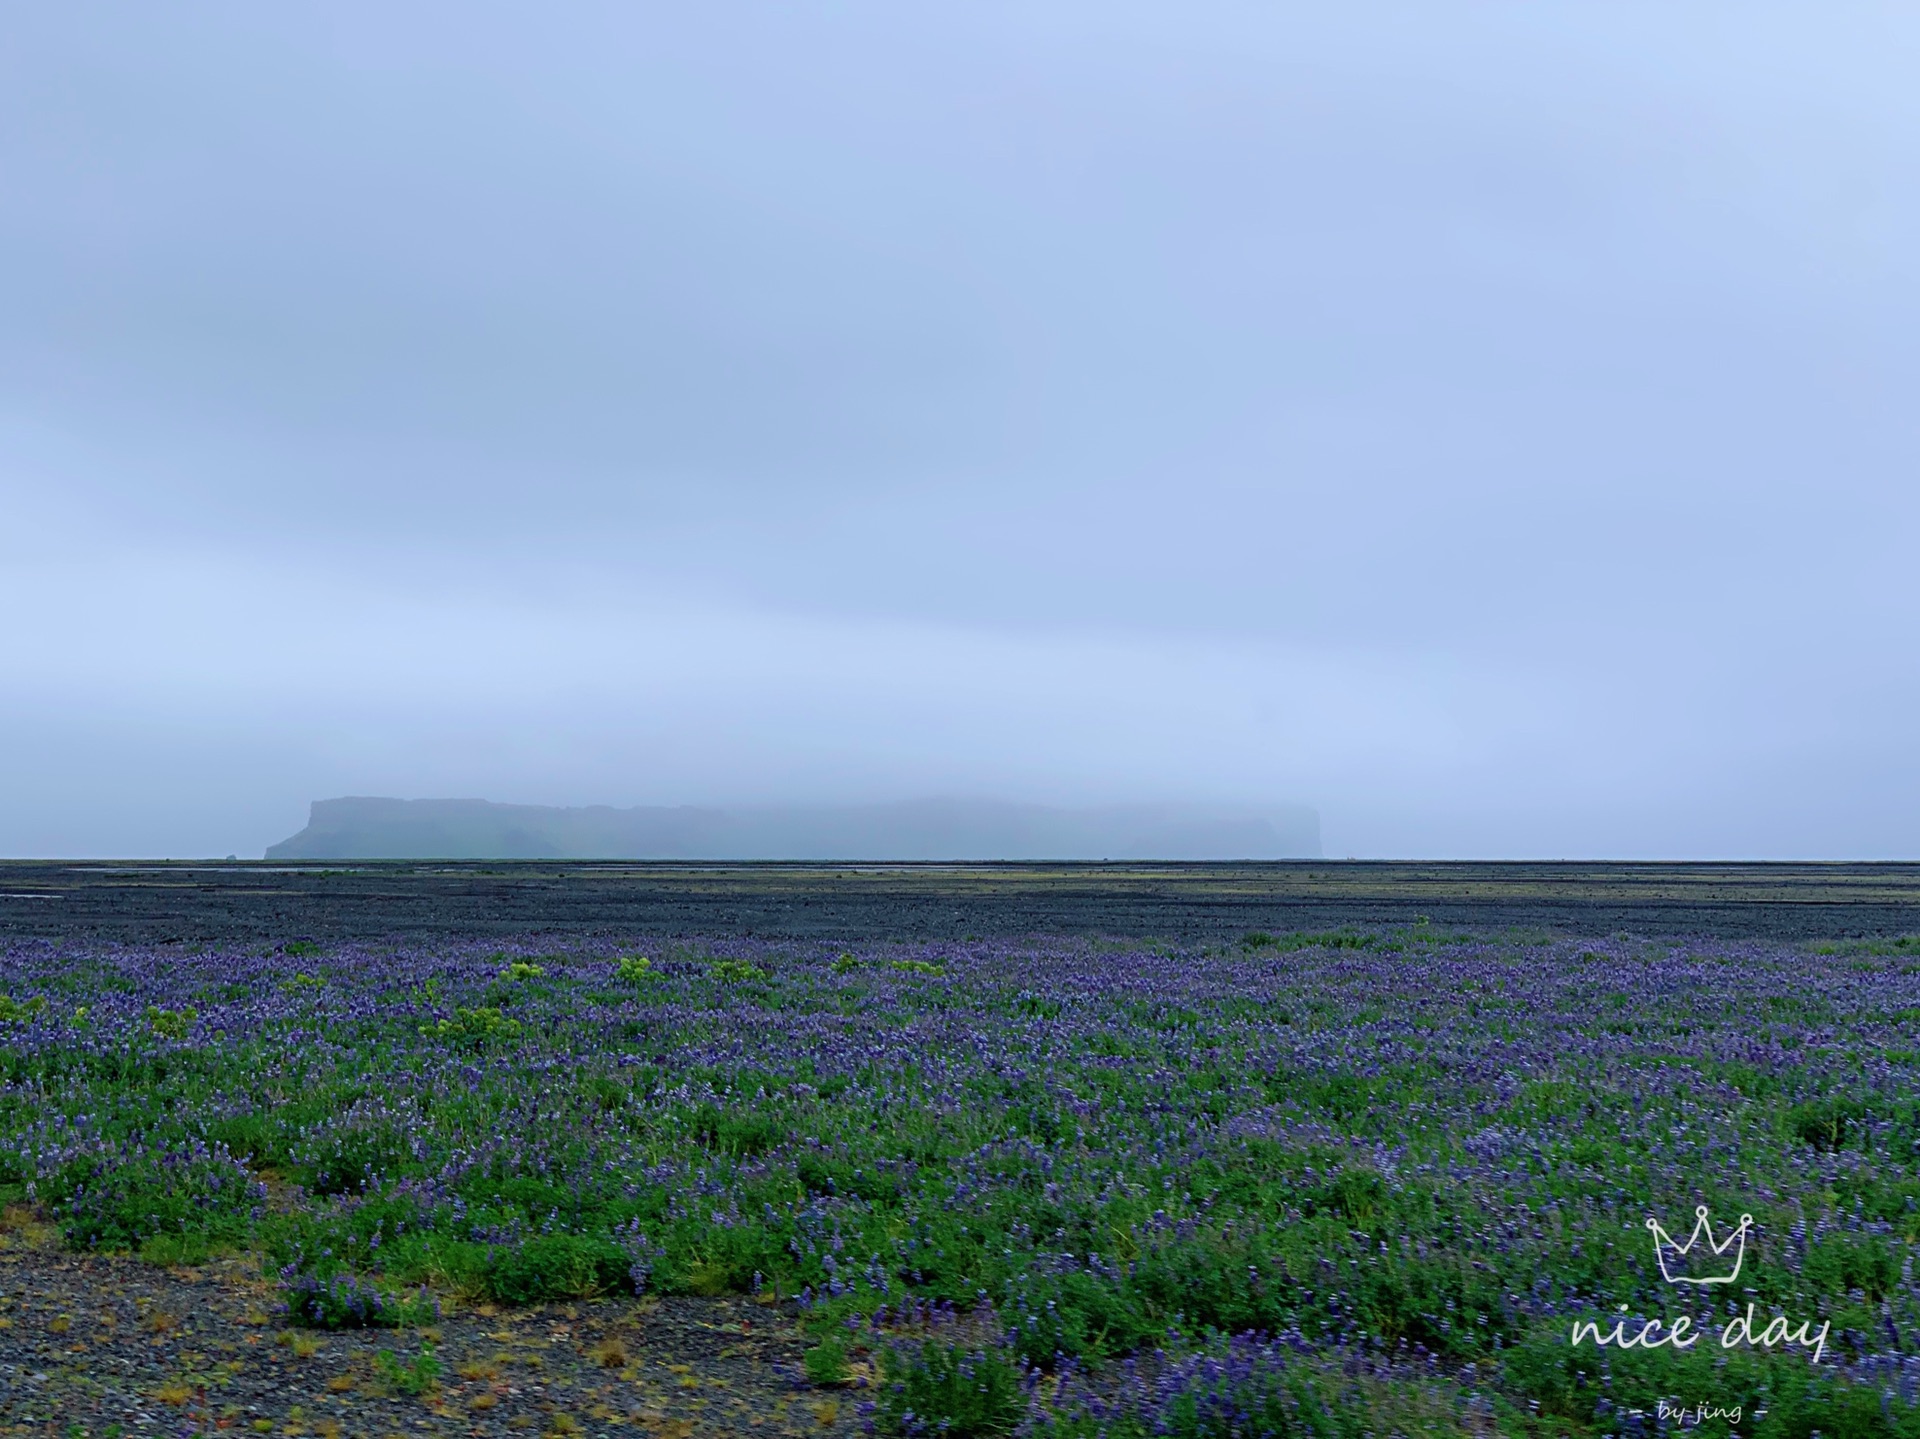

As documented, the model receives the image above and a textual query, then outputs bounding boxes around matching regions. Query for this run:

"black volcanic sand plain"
[2,859,1919,944]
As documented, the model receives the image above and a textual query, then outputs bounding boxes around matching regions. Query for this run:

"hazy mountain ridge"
[266,797,1321,860]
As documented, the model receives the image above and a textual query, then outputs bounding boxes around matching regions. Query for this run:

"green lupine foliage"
[876,1340,1027,1436]
[802,1333,854,1386]
[6,934,1920,1434]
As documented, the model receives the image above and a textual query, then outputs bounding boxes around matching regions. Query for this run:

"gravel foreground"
[0,1223,856,1438]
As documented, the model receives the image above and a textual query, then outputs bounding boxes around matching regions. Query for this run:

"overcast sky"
[4,3,1918,858]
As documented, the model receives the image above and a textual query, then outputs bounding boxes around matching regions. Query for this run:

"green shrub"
[373,1340,442,1396]
[138,1231,227,1266]
[890,960,945,977]
[292,1116,416,1197]
[875,1341,1026,1437]
[0,994,47,1024]
[1002,1267,1153,1364]
[49,1144,263,1251]
[710,959,769,983]
[689,1104,787,1157]
[1805,1231,1901,1300]
[144,1005,196,1040]
[482,1234,632,1304]
[1241,931,1376,953]
[498,960,545,982]
[420,1006,522,1050]
[803,1334,853,1386]
[1502,1324,1920,1439]
[281,1270,438,1329]
[1788,1095,1868,1150]
[616,955,655,984]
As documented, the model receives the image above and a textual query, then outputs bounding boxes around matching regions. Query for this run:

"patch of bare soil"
[0,1221,862,1438]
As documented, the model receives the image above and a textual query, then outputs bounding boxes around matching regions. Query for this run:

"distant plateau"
[264,796,1322,861]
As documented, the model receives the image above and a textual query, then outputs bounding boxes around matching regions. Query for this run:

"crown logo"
[1646,1206,1753,1286]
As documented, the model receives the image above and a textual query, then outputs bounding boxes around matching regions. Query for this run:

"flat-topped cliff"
[265,796,1321,860]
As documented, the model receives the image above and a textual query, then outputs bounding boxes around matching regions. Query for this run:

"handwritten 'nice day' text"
[1571,1306,1828,1364]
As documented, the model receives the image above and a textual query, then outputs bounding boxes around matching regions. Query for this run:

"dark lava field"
[2,859,1917,942]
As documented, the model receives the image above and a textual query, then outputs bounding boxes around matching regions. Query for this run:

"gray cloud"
[3,3,1917,857]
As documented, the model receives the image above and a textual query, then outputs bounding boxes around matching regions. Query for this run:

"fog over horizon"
[5,4,1919,860]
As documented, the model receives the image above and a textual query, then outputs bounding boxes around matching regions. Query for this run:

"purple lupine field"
[5,929,1920,1436]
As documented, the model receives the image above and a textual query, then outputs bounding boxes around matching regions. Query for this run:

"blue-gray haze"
[3,4,1917,859]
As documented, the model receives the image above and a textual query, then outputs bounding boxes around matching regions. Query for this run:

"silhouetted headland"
[264,797,1323,861]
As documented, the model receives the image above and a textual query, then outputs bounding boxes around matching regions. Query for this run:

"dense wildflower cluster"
[279,1266,439,1329]
[4,931,1920,1433]
[46,1137,264,1251]
[1034,1332,1337,1438]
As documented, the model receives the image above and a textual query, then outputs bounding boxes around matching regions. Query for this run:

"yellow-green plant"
[0,994,47,1024]
[144,1005,196,1040]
